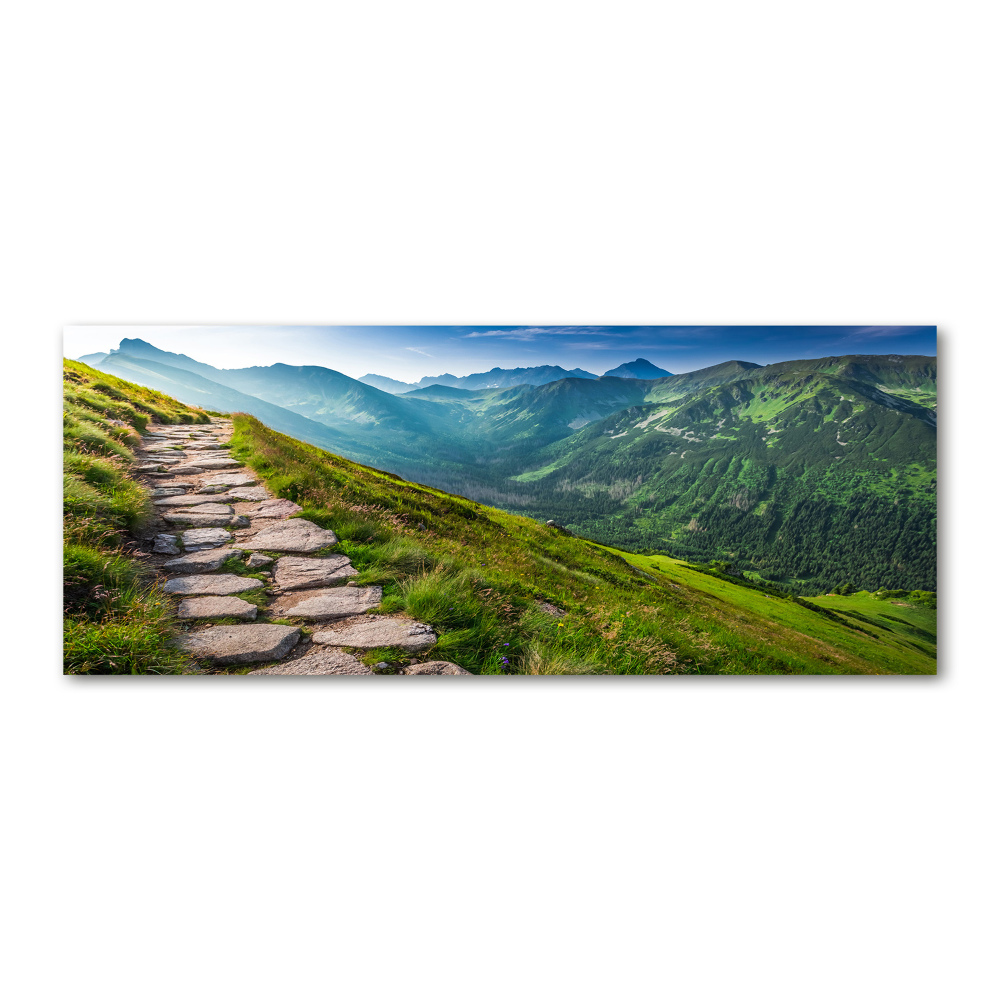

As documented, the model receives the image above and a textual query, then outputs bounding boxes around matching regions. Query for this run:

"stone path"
[137,418,470,676]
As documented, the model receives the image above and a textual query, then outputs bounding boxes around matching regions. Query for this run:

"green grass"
[63,359,214,674]
[602,547,936,675]
[229,414,936,675]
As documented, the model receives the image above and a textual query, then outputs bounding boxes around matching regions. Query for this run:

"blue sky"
[64,325,937,382]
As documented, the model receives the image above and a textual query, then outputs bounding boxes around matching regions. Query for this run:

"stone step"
[273,554,356,590]
[243,518,337,554]
[163,574,265,596]
[177,596,258,621]
[163,546,245,574]
[246,498,303,519]
[153,533,180,554]
[202,472,258,487]
[312,617,437,652]
[188,458,241,469]
[162,511,236,527]
[279,586,382,620]
[400,661,471,675]
[179,624,300,665]
[180,527,234,550]
[155,495,233,507]
[246,648,372,676]
[226,487,269,501]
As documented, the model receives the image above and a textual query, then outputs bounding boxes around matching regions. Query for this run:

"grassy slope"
[63,359,214,674]
[229,414,936,675]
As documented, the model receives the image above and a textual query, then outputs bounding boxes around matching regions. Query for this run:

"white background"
[3,2,996,998]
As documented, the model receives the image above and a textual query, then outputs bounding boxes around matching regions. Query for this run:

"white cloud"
[405,346,434,357]
[462,327,609,341]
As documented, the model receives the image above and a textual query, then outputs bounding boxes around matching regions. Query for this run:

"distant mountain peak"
[603,358,674,379]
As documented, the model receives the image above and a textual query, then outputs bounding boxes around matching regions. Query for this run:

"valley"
[83,339,937,596]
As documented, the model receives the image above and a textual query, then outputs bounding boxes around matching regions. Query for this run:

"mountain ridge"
[603,358,674,378]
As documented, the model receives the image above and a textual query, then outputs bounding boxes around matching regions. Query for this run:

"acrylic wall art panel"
[62,326,937,676]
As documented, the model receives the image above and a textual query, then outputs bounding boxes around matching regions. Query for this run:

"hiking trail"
[138,419,470,675]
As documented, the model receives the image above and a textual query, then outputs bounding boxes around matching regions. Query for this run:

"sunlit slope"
[228,414,935,674]
[511,367,936,593]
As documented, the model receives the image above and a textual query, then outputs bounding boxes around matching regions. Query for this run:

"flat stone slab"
[151,487,189,497]
[177,596,258,620]
[182,503,235,514]
[273,554,356,589]
[180,527,233,550]
[179,624,299,665]
[227,487,269,501]
[243,519,337,553]
[181,442,220,450]
[400,661,472,675]
[282,586,382,620]
[247,553,274,569]
[162,511,234,527]
[312,617,437,652]
[248,498,303,519]
[203,472,257,487]
[190,458,241,469]
[155,495,233,507]
[168,465,207,474]
[163,574,265,596]
[153,533,180,555]
[246,648,372,676]
[163,546,245,573]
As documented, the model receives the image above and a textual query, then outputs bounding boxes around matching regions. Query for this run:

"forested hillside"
[507,366,937,593]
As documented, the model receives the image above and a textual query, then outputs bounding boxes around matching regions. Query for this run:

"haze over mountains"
[359,359,671,393]
[78,337,937,593]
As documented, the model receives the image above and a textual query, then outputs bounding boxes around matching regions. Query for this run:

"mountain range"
[79,338,936,593]
[358,358,672,393]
